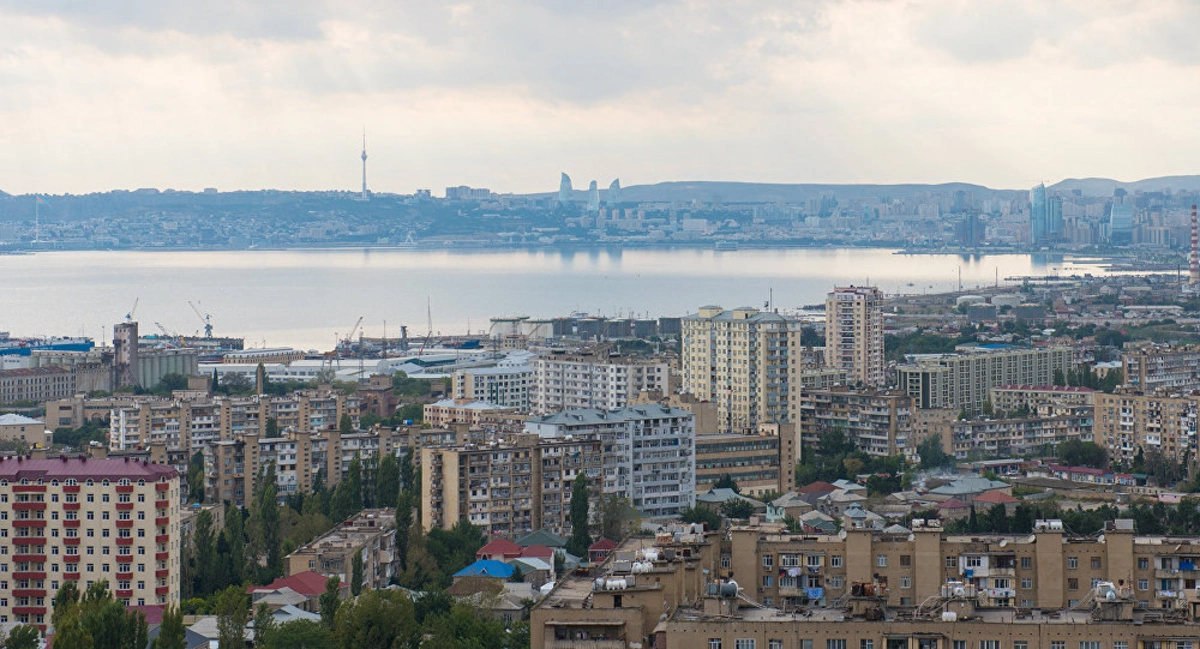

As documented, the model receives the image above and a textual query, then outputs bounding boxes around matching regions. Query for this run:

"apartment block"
[0,367,76,405]
[825,286,885,387]
[453,365,532,410]
[695,424,796,497]
[420,433,603,538]
[0,456,182,629]
[989,384,1096,415]
[285,509,397,591]
[0,414,50,447]
[1094,391,1199,465]
[798,387,913,458]
[423,398,523,429]
[530,349,668,415]
[927,410,1094,460]
[1123,343,1200,392]
[896,345,1072,413]
[682,306,796,433]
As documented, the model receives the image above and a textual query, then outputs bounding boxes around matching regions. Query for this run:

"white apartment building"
[453,365,532,410]
[896,344,1073,412]
[825,286,885,387]
[525,405,695,518]
[530,350,668,415]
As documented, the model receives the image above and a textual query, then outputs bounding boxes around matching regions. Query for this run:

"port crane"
[188,301,213,338]
[154,322,179,338]
[125,298,139,323]
[337,316,364,358]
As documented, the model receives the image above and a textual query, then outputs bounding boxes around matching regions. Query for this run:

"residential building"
[1093,391,1199,465]
[525,405,696,517]
[825,286,885,387]
[681,306,796,433]
[285,509,397,591]
[896,345,1072,412]
[927,410,1094,460]
[423,399,523,428]
[530,349,668,415]
[695,424,796,497]
[420,433,603,538]
[454,365,532,410]
[798,387,913,458]
[1122,343,1200,392]
[0,456,182,629]
[989,384,1096,415]
[0,367,76,405]
[0,414,50,447]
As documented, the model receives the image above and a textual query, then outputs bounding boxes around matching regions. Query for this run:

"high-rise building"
[0,456,182,628]
[896,345,1072,412]
[1093,391,1198,466]
[682,306,796,433]
[530,350,668,415]
[825,286,885,387]
[557,173,572,207]
[113,321,139,388]
[586,180,600,214]
[606,178,622,207]
[1109,204,1134,244]
[1029,182,1048,245]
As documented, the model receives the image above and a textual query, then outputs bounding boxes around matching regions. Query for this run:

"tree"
[420,604,506,649]
[151,605,186,649]
[187,451,206,503]
[1053,369,1066,386]
[400,522,441,590]
[265,417,279,438]
[223,504,246,586]
[268,620,334,649]
[917,433,951,469]
[214,586,249,649]
[394,492,415,571]
[721,497,756,520]
[319,576,341,630]
[566,473,592,557]
[194,508,217,596]
[597,494,640,541]
[332,590,419,649]
[351,550,364,596]
[399,450,416,494]
[376,454,400,509]
[1056,439,1108,469]
[52,580,148,649]
[339,413,354,436]
[3,625,40,649]
[713,474,740,493]
[678,505,722,531]
[330,454,363,522]
[253,603,277,649]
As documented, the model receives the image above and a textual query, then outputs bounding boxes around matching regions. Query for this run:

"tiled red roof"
[249,571,341,596]
[477,538,522,558]
[974,490,1019,504]
[589,538,619,551]
[938,498,970,509]
[131,605,166,625]
[520,544,554,559]
[0,456,178,481]
[797,481,837,494]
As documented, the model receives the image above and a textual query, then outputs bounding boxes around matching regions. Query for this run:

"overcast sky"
[2,0,1198,196]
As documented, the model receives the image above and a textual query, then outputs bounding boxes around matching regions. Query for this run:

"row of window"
[707,640,1135,649]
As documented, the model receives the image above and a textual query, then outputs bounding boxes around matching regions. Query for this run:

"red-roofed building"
[974,489,1020,514]
[937,498,971,522]
[248,571,346,612]
[589,538,619,563]
[796,481,838,505]
[477,538,523,561]
[519,544,555,561]
[0,455,181,630]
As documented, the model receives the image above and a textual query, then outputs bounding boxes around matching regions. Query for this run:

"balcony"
[116,503,135,511]
[548,640,625,649]
[13,502,46,511]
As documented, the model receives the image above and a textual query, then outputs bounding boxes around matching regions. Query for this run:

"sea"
[0,247,1117,351]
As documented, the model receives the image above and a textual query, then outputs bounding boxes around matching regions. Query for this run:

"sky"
[1,0,1199,196]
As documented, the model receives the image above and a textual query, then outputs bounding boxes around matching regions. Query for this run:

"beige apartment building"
[1122,343,1200,392]
[1094,391,1199,466]
[0,414,50,447]
[420,433,603,538]
[825,286,886,387]
[286,509,397,591]
[798,387,913,459]
[0,456,182,630]
[682,306,797,434]
[919,408,1094,460]
[532,519,1200,649]
[896,346,1073,413]
[989,384,1096,415]
[530,349,669,415]
[695,424,796,497]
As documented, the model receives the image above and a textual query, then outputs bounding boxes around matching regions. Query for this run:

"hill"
[1049,175,1200,196]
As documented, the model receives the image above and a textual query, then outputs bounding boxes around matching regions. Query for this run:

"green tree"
[917,434,951,469]
[1056,439,1108,468]
[351,550,364,596]
[151,605,186,649]
[332,590,419,649]
[154,373,189,394]
[376,454,400,509]
[713,474,740,493]
[53,580,148,649]
[339,413,354,436]
[265,416,279,438]
[187,451,206,503]
[721,497,756,520]
[566,473,592,557]
[3,625,40,649]
[679,505,722,530]
[249,461,283,581]
[319,576,341,630]
[330,455,363,522]
[253,603,277,649]
[223,504,246,586]
[1052,369,1066,386]
[597,494,640,541]
[400,522,441,590]
[269,620,334,649]
[193,508,217,596]
[214,586,249,649]
[421,604,506,649]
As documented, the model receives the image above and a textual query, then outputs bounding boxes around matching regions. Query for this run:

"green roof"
[516,529,567,548]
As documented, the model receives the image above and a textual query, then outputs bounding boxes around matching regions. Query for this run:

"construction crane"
[418,297,434,356]
[338,316,364,357]
[125,298,139,323]
[188,301,213,338]
[154,322,179,338]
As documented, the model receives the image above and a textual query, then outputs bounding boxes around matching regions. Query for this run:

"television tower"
[1190,204,1199,287]
[360,128,368,200]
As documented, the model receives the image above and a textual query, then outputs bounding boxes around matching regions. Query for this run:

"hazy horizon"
[2,1,1199,195]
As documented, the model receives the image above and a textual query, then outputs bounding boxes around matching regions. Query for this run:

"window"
[979,642,1000,649]
[1138,579,1149,591]
[831,556,842,568]
[709,640,722,649]
[1067,557,1078,569]
[1080,643,1101,649]
[763,555,774,568]
[1114,642,1128,649]
[1178,642,1192,649]
[1138,558,1150,570]
[953,642,967,649]
[828,641,847,649]
[900,576,911,589]
[1067,578,1078,591]
[1090,557,1102,569]
[965,556,983,568]
[1014,643,1028,649]
[762,576,773,587]
[877,555,888,567]
[781,554,800,568]
[1021,557,1032,569]
[1051,642,1065,649]
[900,555,911,567]
[770,642,783,649]
[721,556,731,569]
[946,557,957,568]
[736,640,756,649]
[1021,578,1033,589]
[830,576,843,588]
[861,640,874,649]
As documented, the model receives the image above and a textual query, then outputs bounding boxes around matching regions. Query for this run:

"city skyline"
[1,2,1199,195]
